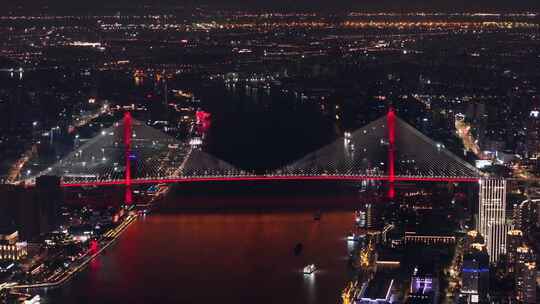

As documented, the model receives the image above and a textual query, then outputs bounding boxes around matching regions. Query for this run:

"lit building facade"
[515,246,536,303]
[356,203,377,229]
[404,232,456,245]
[0,230,27,261]
[408,265,439,304]
[525,98,540,159]
[478,179,507,262]
[513,199,538,237]
[517,262,536,304]
[461,243,489,303]
[506,229,523,273]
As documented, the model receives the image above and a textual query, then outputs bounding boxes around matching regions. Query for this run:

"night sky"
[5,0,540,12]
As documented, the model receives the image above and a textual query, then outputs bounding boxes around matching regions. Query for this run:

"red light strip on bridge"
[60,175,480,188]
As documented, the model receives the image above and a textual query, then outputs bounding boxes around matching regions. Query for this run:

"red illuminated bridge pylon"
[387,107,396,199]
[124,111,133,205]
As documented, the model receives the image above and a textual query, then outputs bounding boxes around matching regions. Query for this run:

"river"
[44,198,361,304]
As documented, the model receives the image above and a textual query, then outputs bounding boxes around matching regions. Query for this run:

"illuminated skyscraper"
[506,230,523,273]
[478,179,507,262]
[513,199,537,237]
[519,262,536,304]
[461,243,489,303]
[515,246,536,303]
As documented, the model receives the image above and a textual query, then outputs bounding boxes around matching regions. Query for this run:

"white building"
[478,179,508,263]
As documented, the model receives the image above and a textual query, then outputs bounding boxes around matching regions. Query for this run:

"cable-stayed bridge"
[17,109,486,203]
[16,109,524,263]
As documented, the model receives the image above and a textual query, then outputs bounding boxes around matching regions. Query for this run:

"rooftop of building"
[0,227,18,239]
[360,272,394,301]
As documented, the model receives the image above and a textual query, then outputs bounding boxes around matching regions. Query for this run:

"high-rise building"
[486,221,510,264]
[461,243,490,303]
[536,198,540,229]
[0,176,62,241]
[0,185,36,240]
[478,179,507,262]
[365,203,376,229]
[0,185,18,227]
[506,229,523,273]
[513,199,537,237]
[519,262,536,304]
[35,175,62,232]
[13,176,62,240]
[356,203,377,229]
[525,97,540,159]
[515,246,536,303]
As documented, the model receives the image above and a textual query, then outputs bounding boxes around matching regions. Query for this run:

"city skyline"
[4,0,540,12]
[0,2,539,304]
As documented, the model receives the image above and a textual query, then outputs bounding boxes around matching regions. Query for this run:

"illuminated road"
[5,144,38,183]
[443,238,464,304]
[455,120,539,180]
[455,120,482,157]
[6,103,111,183]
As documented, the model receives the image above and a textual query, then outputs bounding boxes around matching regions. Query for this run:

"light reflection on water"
[45,208,359,304]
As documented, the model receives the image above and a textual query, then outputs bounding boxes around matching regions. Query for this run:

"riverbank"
[7,214,138,291]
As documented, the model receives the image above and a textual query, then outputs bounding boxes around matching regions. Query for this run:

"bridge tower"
[124,111,133,205]
[387,107,396,199]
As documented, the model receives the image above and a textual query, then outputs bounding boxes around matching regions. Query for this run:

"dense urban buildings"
[0,1,539,303]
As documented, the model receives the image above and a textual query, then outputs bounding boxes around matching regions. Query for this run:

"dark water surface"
[45,203,358,304]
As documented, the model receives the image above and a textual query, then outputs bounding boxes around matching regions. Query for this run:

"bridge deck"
[60,175,480,187]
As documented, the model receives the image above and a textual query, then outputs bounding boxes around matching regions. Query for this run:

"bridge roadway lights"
[60,176,481,188]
